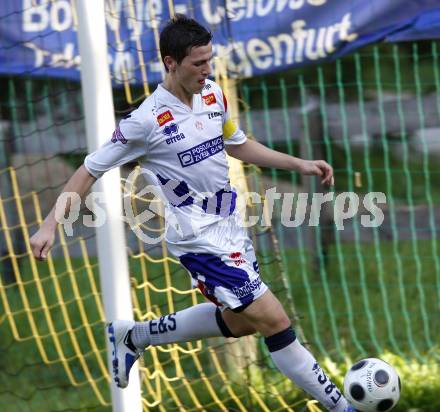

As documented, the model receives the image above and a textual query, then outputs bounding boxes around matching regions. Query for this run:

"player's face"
[176,42,213,95]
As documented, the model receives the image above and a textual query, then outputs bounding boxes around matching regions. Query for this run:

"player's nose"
[203,61,212,76]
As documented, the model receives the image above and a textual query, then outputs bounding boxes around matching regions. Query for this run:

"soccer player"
[30,15,354,412]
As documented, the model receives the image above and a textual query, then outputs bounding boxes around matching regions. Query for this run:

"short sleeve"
[84,110,151,179]
[219,91,247,146]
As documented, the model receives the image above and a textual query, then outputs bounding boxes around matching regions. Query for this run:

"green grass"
[0,238,439,411]
[276,239,440,358]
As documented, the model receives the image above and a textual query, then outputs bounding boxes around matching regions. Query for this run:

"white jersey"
[84,79,247,241]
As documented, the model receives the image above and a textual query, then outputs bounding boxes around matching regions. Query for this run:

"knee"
[276,314,292,331]
[249,308,292,337]
[266,312,291,335]
[241,290,292,336]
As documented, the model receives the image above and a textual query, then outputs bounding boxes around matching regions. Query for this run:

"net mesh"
[0,1,439,411]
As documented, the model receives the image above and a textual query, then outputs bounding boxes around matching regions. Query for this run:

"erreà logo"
[203,93,216,106]
[157,110,174,126]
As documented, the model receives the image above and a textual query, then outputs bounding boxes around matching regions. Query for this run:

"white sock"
[269,335,349,412]
[131,303,233,348]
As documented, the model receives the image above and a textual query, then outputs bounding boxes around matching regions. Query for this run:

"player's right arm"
[30,165,96,260]
[30,108,151,260]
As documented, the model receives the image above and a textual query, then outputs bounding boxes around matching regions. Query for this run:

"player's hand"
[30,224,56,260]
[297,159,334,187]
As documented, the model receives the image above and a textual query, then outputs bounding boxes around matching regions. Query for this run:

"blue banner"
[1,0,440,84]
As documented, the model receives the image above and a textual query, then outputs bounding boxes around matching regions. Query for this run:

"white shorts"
[167,210,268,311]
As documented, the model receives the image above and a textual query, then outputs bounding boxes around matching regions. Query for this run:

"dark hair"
[160,14,212,72]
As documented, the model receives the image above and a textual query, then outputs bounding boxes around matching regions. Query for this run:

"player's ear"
[164,56,176,72]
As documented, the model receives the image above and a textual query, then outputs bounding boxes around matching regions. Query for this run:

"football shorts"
[167,210,268,311]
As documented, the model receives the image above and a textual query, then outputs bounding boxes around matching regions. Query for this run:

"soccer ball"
[344,358,401,412]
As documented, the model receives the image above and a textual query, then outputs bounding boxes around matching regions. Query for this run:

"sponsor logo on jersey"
[157,110,174,126]
[111,126,128,144]
[203,83,211,90]
[162,123,186,144]
[177,135,224,168]
[208,111,222,120]
[202,93,216,106]
[229,252,246,266]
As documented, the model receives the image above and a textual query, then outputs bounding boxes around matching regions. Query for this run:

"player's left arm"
[225,138,334,186]
[215,84,333,186]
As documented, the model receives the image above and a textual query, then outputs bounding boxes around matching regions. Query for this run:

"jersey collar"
[157,83,200,112]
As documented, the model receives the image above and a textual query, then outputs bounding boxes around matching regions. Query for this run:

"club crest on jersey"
[111,126,127,144]
[202,93,216,106]
[157,110,174,126]
[162,123,186,144]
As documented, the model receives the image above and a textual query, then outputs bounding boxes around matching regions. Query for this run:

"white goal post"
[75,1,142,411]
